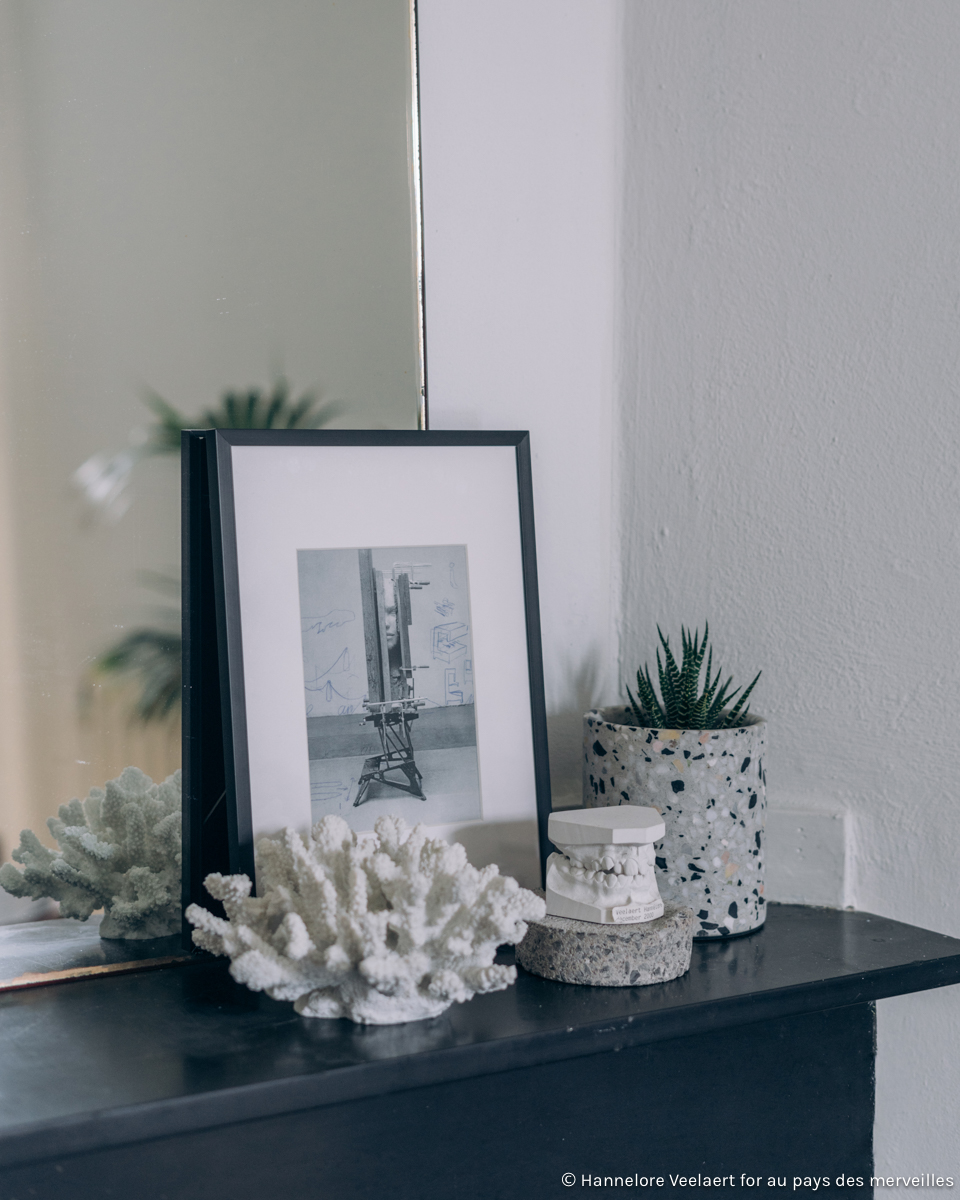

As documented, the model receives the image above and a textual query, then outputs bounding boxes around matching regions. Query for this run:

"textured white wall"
[421,0,960,1182]
[619,2,960,1178]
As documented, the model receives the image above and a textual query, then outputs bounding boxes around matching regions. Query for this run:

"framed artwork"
[182,430,551,919]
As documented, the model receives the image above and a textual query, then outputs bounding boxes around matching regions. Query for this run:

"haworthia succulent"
[626,623,761,731]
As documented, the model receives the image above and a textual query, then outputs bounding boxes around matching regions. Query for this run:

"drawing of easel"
[354,549,429,806]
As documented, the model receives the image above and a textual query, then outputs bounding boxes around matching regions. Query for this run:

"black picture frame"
[182,430,552,934]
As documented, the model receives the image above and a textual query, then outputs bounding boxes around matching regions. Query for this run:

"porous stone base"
[516,901,696,987]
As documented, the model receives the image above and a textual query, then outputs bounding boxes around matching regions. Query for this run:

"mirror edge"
[411,0,428,431]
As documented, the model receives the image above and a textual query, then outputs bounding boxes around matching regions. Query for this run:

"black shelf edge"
[2,939,958,1170]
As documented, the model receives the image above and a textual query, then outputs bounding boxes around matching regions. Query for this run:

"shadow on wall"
[452,820,541,892]
[547,653,609,810]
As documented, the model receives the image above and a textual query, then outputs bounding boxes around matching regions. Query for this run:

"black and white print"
[298,544,481,831]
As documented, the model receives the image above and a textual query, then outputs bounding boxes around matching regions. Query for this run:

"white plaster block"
[764,809,847,908]
[548,806,665,846]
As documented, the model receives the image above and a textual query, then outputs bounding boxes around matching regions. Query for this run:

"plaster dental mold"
[186,814,546,1025]
[0,767,182,939]
[545,807,665,924]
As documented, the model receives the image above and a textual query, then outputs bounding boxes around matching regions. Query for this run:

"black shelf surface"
[1,903,959,1170]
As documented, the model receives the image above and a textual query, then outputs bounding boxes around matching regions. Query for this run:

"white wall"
[418,0,621,806]
[420,0,960,1183]
[619,2,960,1179]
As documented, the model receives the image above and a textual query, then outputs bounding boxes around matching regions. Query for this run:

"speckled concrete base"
[516,901,696,987]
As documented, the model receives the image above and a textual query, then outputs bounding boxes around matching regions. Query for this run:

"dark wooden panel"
[0,1004,875,1200]
[358,548,382,703]
[397,571,412,674]
[372,568,395,700]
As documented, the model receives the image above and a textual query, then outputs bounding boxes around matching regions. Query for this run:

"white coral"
[0,767,182,939]
[186,814,546,1025]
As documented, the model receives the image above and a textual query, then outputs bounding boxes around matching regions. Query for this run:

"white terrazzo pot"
[582,706,767,939]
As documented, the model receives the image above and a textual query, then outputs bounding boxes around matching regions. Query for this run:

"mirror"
[0,0,425,917]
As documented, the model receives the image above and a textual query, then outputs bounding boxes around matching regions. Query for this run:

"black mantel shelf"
[1,903,959,1176]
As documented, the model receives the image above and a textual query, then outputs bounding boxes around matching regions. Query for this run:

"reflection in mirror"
[0,0,425,929]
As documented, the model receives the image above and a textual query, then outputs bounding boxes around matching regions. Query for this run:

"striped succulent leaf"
[625,623,760,731]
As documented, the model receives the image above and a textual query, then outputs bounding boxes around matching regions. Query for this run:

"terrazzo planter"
[583,706,767,939]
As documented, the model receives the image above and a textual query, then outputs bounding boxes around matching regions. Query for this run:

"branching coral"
[0,767,182,939]
[187,814,545,1025]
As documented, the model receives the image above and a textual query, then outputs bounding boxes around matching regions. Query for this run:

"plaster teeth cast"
[545,807,666,924]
